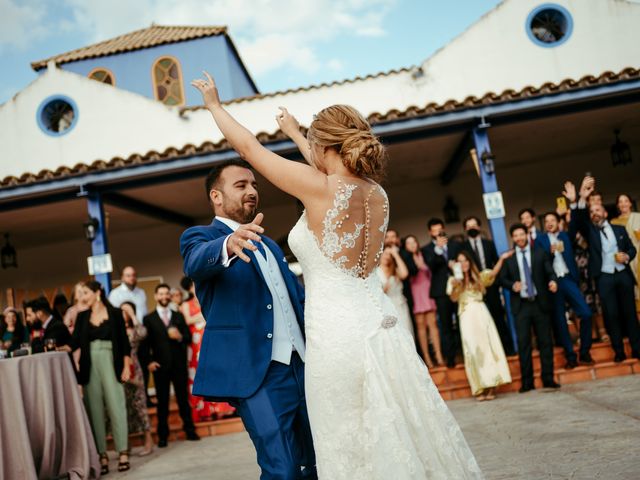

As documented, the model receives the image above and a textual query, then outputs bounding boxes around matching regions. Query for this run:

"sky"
[0,0,504,104]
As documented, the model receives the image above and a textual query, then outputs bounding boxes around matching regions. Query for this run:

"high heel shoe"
[99,453,109,475]
[118,451,130,472]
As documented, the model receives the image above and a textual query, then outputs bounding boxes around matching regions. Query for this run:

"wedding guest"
[377,245,413,337]
[68,281,132,474]
[424,218,462,367]
[142,284,199,447]
[611,193,640,311]
[385,228,415,310]
[24,297,72,353]
[448,250,513,401]
[53,293,70,321]
[567,180,640,361]
[568,208,607,341]
[405,235,443,367]
[64,282,90,334]
[461,216,514,355]
[181,277,214,421]
[537,211,593,367]
[120,302,153,456]
[1,308,29,353]
[108,266,148,319]
[169,288,184,312]
[500,224,560,393]
[588,191,603,207]
[519,208,540,248]
[109,266,152,406]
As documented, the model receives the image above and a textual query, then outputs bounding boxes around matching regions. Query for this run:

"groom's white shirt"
[217,216,305,365]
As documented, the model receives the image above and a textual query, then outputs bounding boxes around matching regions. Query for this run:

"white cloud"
[0,0,49,52]
[0,0,397,79]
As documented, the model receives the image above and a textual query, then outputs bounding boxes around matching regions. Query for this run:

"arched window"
[152,56,185,106]
[88,68,115,85]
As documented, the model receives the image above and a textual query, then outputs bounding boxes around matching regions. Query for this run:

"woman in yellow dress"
[611,193,640,311]
[447,249,513,401]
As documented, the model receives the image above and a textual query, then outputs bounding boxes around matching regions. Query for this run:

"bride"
[192,72,483,479]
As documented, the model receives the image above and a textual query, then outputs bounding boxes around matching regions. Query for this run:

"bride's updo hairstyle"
[307,105,386,181]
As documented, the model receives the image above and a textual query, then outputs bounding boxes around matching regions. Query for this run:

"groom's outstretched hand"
[227,213,265,263]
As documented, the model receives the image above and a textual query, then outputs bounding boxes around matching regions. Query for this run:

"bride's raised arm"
[192,72,327,204]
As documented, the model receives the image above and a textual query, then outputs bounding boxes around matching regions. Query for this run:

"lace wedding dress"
[288,176,484,479]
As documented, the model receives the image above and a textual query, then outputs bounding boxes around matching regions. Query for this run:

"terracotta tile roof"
[31,25,227,70]
[181,67,414,110]
[2,67,639,189]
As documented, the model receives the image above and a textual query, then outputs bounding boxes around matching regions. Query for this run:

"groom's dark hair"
[205,159,253,198]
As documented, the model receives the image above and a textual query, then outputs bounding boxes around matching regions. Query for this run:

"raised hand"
[275,107,301,138]
[579,176,595,200]
[191,71,221,109]
[227,213,265,263]
[562,181,577,203]
[500,250,515,261]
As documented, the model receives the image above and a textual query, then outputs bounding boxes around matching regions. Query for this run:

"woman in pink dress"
[404,235,444,368]
[180,277,235,421]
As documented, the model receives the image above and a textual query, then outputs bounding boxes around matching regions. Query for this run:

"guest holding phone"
[447,250,513,401]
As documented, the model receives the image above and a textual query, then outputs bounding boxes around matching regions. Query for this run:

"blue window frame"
[36,95,79,136]
[526,4,573,48]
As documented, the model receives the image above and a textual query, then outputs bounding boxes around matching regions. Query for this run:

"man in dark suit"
[142,283,199,447]
[461,215,514,355]
[423,217,462,367]
[519,208,540,249]
[566,179,639,362]
[500,224,560,393]
[536,211,593,368]
[24,297,72,353]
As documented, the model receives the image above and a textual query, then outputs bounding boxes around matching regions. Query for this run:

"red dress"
[186,297,235,421]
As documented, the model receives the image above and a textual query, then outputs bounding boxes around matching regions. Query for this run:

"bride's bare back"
[305,175,389,279]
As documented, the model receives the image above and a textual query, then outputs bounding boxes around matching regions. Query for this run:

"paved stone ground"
[116,375,640,479]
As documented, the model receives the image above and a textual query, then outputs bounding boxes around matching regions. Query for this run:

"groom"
[180,159,316,480]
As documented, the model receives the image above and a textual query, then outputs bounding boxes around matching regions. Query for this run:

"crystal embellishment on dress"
[381,315,398,329]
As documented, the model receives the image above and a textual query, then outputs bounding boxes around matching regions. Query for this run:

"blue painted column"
[86,191,112,294]
[472,124,518,352]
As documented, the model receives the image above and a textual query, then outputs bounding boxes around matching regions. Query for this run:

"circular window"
[526,4,573,47]
[36,95,78,136]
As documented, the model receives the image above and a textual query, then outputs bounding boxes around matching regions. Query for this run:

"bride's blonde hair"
[307,105,386,181]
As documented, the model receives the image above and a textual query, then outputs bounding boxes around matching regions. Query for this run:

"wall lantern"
[84,217,100,242]
[443,196,460,224]
[1,233,17,269]
[480,151,496,175]
[611,129,632,167]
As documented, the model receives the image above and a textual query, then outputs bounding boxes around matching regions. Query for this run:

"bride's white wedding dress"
[288,177,483,480]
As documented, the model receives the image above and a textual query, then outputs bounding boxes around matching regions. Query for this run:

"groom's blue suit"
[180,218,316,480]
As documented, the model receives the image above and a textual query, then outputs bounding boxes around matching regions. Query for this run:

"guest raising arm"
[447,250,514,401]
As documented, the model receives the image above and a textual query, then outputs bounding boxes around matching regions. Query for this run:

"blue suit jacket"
[535,231,579,282]
[570,207,637,281]
[179,219,305,399]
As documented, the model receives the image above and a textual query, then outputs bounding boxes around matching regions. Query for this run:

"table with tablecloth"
[0,351,100,479]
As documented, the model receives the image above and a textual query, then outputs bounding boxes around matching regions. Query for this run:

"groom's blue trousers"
[231,352,317,480]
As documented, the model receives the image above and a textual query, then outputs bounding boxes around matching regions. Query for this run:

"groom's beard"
[221,195,258,224]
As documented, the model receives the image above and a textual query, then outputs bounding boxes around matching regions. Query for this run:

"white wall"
[2,0,639,182]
